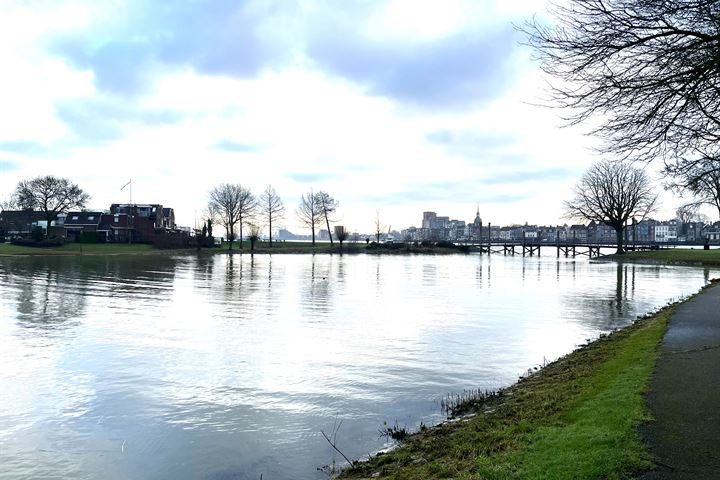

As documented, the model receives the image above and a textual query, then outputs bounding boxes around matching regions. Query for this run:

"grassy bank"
[0,242,157,255]
[602,248,720,267]
[341,305,675,480]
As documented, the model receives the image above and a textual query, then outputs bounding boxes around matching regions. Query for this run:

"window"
[88,216,95,221]
[72,216,79,220]
[114,216,119,223]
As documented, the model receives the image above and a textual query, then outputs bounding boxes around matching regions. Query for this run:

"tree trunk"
[311,223,315,246]
[324,212,334,246]
[269,217,273,248]
[239,221,243,249]
[615,227,624,255]
[228,225,233,250]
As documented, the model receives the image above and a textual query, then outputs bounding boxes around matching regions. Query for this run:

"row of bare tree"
[207,185,341,250]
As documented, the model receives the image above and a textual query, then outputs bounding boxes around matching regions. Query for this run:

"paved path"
[641,282,720,479]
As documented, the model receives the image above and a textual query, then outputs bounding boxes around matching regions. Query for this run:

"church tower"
[473,204,482,240]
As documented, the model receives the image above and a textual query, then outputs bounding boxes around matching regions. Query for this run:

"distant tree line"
[207,184,344,251]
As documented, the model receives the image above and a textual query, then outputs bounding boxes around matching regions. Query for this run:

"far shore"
[5,243,720,266]
[0,241,468,257]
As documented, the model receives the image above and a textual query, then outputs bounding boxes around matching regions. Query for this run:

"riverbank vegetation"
[0,240,469,256]
[340,305,674,479]
[0,242,156,255]
[602,249,720,267]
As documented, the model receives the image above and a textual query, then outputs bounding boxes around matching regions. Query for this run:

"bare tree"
[208,184,249,251]
[1,195,18,211]
[236,187,256,249]
[315,191,338,246]
[675,205,700,224]
[669,161,720,220]
[334,225,349,251]
[564,160,658,254]
[258,185,285,248]
[296,189,322,245]
[373,209,384,243]
[247,222,262,251]
[13,176,90,234]
[524,1,720,166]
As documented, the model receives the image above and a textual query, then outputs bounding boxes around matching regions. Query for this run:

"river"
[0,253,715,479]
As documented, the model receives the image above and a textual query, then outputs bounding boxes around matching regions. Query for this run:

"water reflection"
[303,255,333,316]
[0,253,717,480]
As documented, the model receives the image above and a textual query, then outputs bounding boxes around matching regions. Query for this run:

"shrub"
[79,231,99,243]
[31,227,44,242]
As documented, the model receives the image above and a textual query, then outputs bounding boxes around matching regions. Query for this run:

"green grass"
[606,248,720,266]
[0,242,157,255]
[341,307,673,480]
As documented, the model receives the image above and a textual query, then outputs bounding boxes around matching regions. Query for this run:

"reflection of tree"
[95,255,178,299]
[193,253,215,285]
[561,262,639,330]
[0,257,130,333]
[302,255,333,316]
[335,256,346,285]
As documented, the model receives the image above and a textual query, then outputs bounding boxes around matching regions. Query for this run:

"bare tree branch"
[522,0,720,166]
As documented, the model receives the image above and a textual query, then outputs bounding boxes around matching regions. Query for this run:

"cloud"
[307,25,522,108]
[50,1,294,95]
[484,167,579,185]
[362,180,532,205]
[286,172,341,183]
[211,140,263,153]
[0,141,48,155]
[425,130,527,164]
[0,160,19,172]
[55,98,186,142]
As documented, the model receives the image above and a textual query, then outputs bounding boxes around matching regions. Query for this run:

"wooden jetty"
[472,241,670,258]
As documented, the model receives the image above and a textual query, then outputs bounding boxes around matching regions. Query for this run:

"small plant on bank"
[439,388,504,418]
[378,420,409,442]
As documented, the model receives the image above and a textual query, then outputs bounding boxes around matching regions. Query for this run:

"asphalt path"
[641,282,720,479]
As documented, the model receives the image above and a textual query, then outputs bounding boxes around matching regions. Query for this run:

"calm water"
[0,253,716,479]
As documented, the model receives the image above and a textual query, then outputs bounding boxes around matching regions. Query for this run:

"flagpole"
[121,179,132,204]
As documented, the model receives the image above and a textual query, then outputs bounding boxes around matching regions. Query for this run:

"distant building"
[64,211,103,241]
[422,212,437,229]
[0,210,46,237]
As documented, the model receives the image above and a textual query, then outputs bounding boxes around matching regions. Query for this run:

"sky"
[0,0,689,234]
